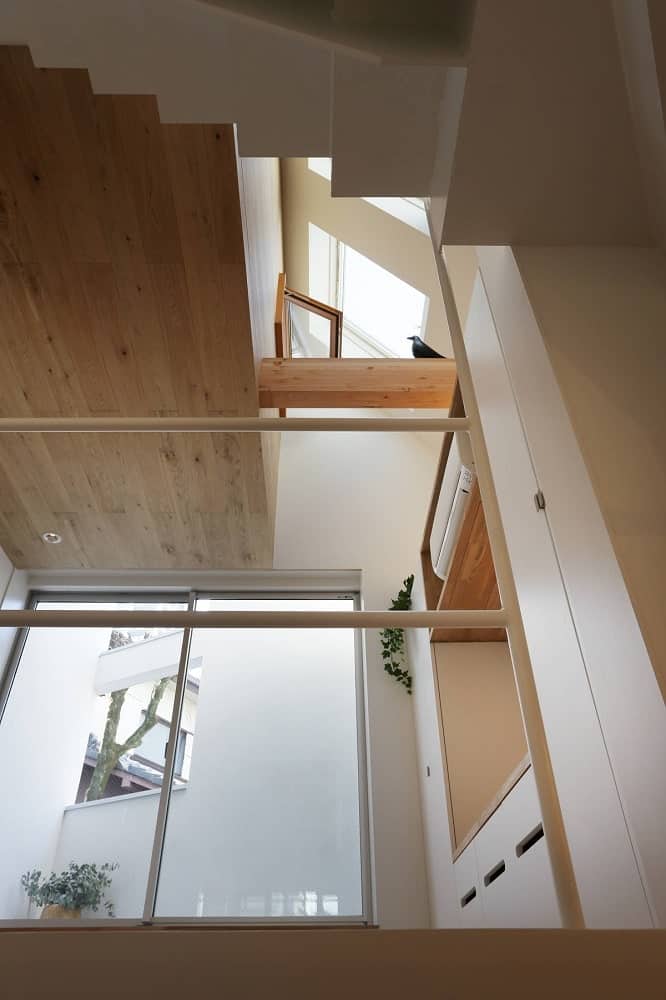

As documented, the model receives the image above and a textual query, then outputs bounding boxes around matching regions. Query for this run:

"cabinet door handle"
[460,887,477,908]
[483,860,506,886]
[516,823,544,858]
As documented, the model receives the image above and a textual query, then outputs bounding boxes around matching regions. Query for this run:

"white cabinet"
[453,768,561,927]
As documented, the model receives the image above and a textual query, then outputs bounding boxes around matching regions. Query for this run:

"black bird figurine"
[407,335,446,359]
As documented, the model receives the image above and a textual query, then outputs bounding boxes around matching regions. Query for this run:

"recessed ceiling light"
[41,531,62,545]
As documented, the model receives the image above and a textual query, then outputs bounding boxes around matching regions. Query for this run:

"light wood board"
[0,47,276,569]
[258,358,456,408]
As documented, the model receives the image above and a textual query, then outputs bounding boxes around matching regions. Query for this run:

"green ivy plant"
[380,574,414,695]
[21,862,118,916]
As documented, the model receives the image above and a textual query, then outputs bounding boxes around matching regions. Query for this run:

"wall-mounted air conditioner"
[430,434,476,581]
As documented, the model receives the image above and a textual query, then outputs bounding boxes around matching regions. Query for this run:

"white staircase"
[0,0,462,196]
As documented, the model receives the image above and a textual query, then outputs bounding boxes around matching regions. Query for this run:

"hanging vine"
[380,574,414,694]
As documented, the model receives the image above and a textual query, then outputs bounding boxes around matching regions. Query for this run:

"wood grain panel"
[0,47,275,569]
[432,481,505,642]
[420,381,505,642]
[258,357,456,408]
[420,381,464,609]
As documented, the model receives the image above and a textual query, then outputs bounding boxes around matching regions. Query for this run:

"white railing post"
[0,416,468,434]
[0,609,508,630]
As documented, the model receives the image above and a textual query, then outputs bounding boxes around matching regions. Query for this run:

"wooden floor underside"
[0,46,275,569]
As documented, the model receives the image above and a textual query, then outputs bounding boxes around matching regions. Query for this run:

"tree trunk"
[85,688,127,801]
[85,677,172,801]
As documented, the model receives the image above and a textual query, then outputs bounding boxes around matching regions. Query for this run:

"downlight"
[41,531,62,545]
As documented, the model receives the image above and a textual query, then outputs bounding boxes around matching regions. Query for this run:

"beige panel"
[433,641,528,848]
[1,927,666,999]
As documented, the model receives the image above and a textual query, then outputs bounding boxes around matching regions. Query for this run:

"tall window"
[0,590,368,924]
[308,223,429,359]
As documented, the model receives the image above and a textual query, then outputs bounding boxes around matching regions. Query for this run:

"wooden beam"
[258,358,457,409]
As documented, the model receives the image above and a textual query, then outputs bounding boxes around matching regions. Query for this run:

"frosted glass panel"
[154,598,364,919]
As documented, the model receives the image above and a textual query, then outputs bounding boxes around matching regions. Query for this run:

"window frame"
[0,586,372,928]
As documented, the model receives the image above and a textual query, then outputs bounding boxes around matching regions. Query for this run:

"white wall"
[273,428,439,927]
[95,630,184,694]
[237,154,284,523]
[277,161,451,926]
[465,268,652,927]
[512,246,666,697]
[408,570,460,928]
[478,246,666,927]
[0,545,27,679]
[0,626,112,918]
[453,768,560,929]
[53,790,161,919]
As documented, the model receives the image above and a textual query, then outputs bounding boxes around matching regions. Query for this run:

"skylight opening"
[308,223,429,360]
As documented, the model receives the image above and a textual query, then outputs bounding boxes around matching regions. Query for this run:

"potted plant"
[21,862,118,919]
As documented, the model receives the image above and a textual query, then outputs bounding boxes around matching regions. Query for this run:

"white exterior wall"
[155,623,362,918]
[0,626,112,918]
[95,631,184,694]
[53,790,162,918]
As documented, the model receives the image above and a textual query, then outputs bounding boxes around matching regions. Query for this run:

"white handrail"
[0,609,507,630]
[0,416,468,434]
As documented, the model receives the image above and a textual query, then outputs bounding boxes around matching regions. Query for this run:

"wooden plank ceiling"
[0,46,276,569]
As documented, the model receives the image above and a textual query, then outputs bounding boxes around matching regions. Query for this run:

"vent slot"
[516,823,544,858]
[460,887,477,908]
[483,860,506,887]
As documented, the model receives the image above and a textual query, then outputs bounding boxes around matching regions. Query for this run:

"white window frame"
[0,583,372,928]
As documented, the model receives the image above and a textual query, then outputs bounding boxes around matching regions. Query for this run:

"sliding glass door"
[0,590,369,924]
[0,594,188,920]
